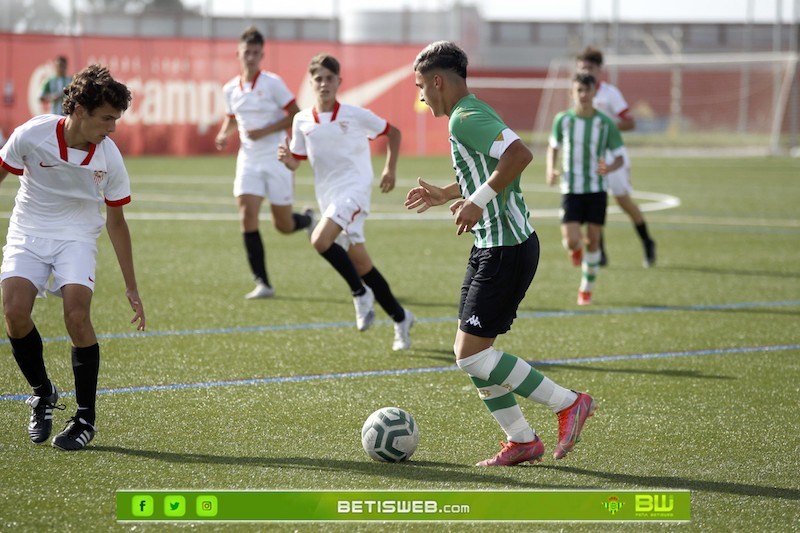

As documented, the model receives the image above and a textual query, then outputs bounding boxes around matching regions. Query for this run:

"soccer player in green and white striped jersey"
[546,73,625,306]
[406,41,596,467]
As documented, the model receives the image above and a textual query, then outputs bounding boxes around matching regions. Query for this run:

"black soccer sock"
[292,212,312,232]
[9,325,50,393]
[243,230,270,286]
[72,344,99,426]
[362,267,405,322]
[319,243,364,295]
[635,222,653,244]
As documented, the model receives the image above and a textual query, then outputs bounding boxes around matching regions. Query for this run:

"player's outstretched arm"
[405,178,460,213]
[546,145,560,186]
[379,125,401,193]
[106,206,145,331]
[277,137,300,171]
[214,115,237,150]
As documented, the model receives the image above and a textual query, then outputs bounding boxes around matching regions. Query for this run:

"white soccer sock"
[580,250,602,292]
[528,377,578,412]
[456,346,502,381]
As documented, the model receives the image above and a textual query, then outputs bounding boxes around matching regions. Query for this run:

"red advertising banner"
[0,33,451,156]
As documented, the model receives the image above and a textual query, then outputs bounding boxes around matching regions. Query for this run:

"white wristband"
[468,182,498,210]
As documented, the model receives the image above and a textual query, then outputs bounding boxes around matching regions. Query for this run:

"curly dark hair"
[62,64,131,116]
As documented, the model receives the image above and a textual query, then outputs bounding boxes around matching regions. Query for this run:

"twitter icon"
[164,495,186,517]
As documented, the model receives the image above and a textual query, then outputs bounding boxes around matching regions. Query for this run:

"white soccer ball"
[361,407,419,462]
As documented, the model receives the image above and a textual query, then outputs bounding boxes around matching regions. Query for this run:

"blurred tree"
[1,0,68,32]
[83,0,194,13]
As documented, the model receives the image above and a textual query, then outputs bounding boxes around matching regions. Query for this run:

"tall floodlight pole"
[610,0,620,85]
[583,0,593,46]
[790,0,798,151]
[772,0,783,154]
[738,0,754,133]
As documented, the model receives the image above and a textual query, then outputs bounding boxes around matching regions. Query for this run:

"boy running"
[278,54,414,351]
[546,73,625,305]
[215,26,313,299]
[576,46,656,267]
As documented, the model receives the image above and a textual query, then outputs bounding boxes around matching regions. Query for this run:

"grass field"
[0,153,798,531]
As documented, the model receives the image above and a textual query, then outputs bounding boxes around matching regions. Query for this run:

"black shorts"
[458,233,540,338]
[561,192,608,225]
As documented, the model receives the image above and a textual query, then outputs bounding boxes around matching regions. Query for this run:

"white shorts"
[606,164,633,197]
[322,195,369,249]
[233,150,295,205]
[1,234,97,298]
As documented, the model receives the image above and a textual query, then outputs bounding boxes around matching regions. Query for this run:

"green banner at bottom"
[117,489,690,522]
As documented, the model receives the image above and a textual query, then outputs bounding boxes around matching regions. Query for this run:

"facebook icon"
[131,495,154,517]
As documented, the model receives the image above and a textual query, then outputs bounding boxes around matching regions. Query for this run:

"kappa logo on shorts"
[464,315,482,328]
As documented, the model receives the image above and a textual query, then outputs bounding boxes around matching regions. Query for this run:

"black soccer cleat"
[643,240,657,268]
[52,416,96,451]
[25,385,64,444]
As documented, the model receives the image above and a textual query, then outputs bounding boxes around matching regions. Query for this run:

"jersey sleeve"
[101,140,132,206]
[548,112,565,149]
[352,107,389,139]
[221,80,235,116]
[40,78,51,98]
[450,108,506,155]
[606,120,625,155]
[288,114,307,159]
[487,128,521,159]
[607,86,630,119]
[0,124,26,175]
[269,74,296,110]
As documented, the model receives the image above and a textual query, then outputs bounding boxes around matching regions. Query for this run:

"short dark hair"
[577,46,603,67]
[240,25,264,46]
[55,55,67,66]
[413,41,468,79]
[573,72,597,88]
[62,64,131,115]
[308,53,340,76]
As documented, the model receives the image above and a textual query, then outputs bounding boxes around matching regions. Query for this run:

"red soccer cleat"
[476,436,545,466]
[577,291,592,305]
[570,248,583,267]
[553,392,596,459]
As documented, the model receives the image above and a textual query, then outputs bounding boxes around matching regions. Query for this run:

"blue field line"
[1,343,798,402]
[0,299,797,346]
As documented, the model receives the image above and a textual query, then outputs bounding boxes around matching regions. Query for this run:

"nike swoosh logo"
[39,162,57,168]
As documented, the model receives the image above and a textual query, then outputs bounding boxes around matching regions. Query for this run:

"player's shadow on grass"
[90,445,565,489]
[405,348,458,365]
[539,465,800,501]
[538,363,734,380]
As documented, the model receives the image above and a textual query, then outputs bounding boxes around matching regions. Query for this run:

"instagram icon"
[196,495,218,517]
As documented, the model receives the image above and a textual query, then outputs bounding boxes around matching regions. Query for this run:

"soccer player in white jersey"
[278,54,414,351]
[547,73,625,306]
[407,41,595,466]
[215,26,313,300]
[577,46,656,268]
[0,65,145,451]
